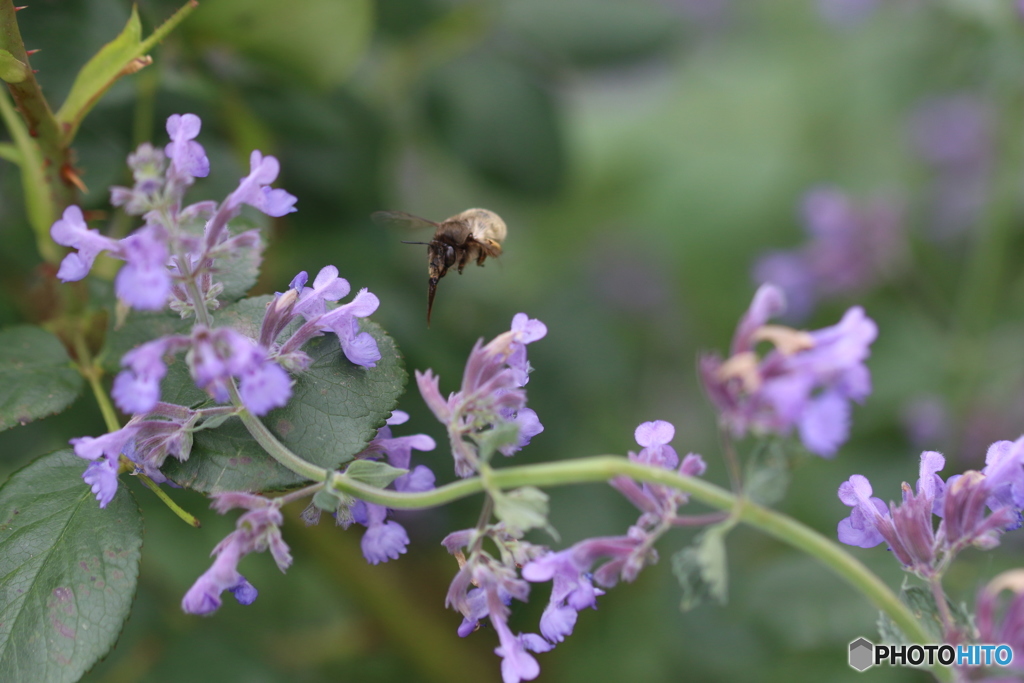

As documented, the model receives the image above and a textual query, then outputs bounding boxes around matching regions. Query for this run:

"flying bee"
[372,208,506,325]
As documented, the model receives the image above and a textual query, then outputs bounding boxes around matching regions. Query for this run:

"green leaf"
[492,487,550,534]
[101,310,191,375]
[897,582,972,643]
[476,422,520,463]
[0,326,84,431]
[671,524,730,611]
[344,460,408,489]
[159,297,407,493]
[56,2,197,144]
[0,450,143,683]
[743,440,790,506]
[187,0,373,90]
[0,49,29,84]
[212,224,264,303]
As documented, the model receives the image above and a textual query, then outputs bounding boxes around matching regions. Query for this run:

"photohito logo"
[848,638,1014,671]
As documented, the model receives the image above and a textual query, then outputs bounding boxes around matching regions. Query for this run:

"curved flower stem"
[327,455,947,680]
[233,399,330,484]
[136,471,201,527]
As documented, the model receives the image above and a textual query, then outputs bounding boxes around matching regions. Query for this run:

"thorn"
[60,164,88,194]
[26,49,40,56]
[14,5,27,11]
[31,69,38,74]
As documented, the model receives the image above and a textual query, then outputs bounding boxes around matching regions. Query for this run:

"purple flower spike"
[165,113,209,179]
[115,227,170,310]
[50,206,121,282]
[226,151,297,217]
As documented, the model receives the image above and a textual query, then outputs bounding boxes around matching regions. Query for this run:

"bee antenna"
[401,241,431,246]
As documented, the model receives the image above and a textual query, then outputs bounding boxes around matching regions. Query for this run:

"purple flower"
[183,494,291,615]
[237,359,292,416]
[522,546,605,643]
[225,151,297,217]
[700,284,877,457]
[165,113,209,179]
[611,420,707,523]
[114,226,170,310]
[50,206,121,282]
[416,314,546,477]
[291,265,351,320]
[70,424,140,507]
[838,446,1024,569]
[112,336,187,414]
[318,289,381,367]
[82,456,120,508]
[187,326,290,414]
[349,412,436,563]
[278,286,382,369]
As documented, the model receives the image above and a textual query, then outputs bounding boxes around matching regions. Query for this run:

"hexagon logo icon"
[849,638,874,671]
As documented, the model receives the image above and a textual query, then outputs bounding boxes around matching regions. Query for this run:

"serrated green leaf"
[0,49,29,84]
[0,450,143,683]
[56,2,197,144]
[160,297,407,493]
[672,524,729,611]
[212,226,264,303]
[897,583,972,643]
[344,460,408,489]
[492,486,549,534]
[0,326,84,431]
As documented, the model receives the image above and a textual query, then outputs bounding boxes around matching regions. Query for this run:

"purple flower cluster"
[349,411,437,564]
[57,115,384,508]
[416,313,546,477]
[753,186,905,321]
[443,420,706,682]
[837,438,1024,573]
[182,492,291,615]
[700,284,878,457]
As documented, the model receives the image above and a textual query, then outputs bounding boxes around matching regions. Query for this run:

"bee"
[372,208,506,325]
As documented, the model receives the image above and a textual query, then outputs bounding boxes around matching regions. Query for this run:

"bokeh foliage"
[2,0,1024,681]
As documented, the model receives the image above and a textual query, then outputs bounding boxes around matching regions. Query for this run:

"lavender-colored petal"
[229,578,258,605]
[115,228,170,310]
[361,520,410,564]
[797,390,850,457]
[50,206,121,281]
[539,604,578,643]
[634,420,675,447]
[416,370,452,422]
[395,464,436,493]
[238,361,292,416]
[82,455,120,508]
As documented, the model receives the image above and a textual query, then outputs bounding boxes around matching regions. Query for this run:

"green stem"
[136,471,201,527]
[329,455,946,679]
[235,403,329,483]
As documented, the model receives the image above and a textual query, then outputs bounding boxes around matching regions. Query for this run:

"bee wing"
[371,210,440,231]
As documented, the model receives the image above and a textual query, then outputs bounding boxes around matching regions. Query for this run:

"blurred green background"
[4,0,1024,681]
